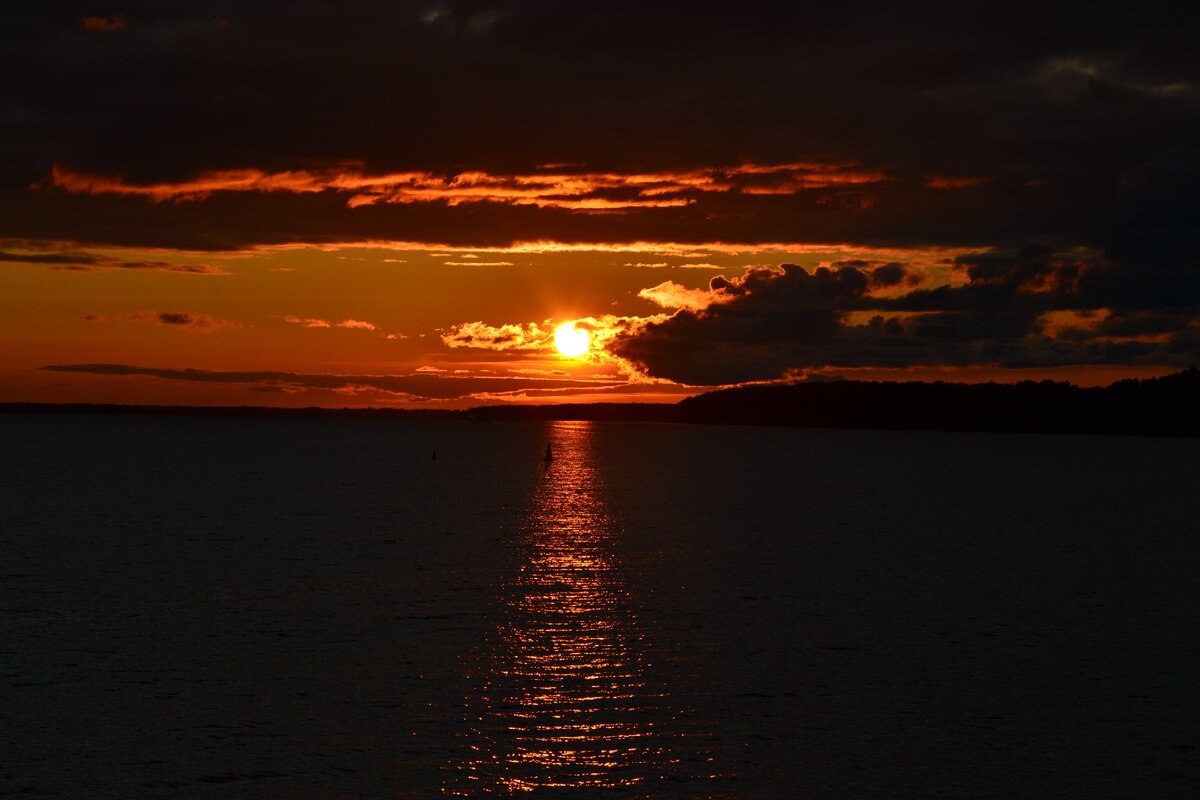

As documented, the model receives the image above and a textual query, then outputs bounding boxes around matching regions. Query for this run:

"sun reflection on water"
[445,421,682,796]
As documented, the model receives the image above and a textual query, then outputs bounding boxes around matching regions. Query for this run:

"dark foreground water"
[2,414,1198,799]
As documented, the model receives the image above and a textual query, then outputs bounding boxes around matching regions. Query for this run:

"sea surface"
[2,414,1198,799]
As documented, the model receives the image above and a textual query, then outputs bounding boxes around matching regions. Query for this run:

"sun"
[553,322,590,358]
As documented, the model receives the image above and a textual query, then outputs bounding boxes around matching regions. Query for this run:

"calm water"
[2,415,1198,799]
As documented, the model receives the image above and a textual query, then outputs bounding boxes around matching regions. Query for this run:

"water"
[2,415,1198,798]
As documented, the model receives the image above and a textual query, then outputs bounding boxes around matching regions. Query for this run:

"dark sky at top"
[4,1,1194,245]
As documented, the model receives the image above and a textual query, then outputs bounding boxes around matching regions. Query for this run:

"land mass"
[3,369,1198,437]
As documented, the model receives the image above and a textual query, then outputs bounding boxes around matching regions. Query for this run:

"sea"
[2,414,1198,799]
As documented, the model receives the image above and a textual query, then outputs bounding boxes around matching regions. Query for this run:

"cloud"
[85,311,239,330]
[283,316,376,331]
[0,249,227,275]
[335,319,377,330]
[284,315,331,328]
[508,367,569,376]
[440,321,551,350]
[45,162,887,212]
[156,312,198,326]
[144,311,235,330]
[39,363,623,401]
[638,280,730,311]
[611,259,1200,385]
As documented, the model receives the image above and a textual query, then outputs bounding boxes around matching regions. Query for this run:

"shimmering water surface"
[2,415,1199,799]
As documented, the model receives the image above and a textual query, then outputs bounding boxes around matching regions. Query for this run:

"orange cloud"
[283,315,331,328]
[440,321,552,350]
[638,280,732,311]
[283,316,377,331]
[47,161,890,211]
[335,319,377,330]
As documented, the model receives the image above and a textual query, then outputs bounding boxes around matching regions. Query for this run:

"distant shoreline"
[3,368,1198,437]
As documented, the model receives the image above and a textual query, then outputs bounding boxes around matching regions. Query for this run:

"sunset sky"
[3,2,1196,407]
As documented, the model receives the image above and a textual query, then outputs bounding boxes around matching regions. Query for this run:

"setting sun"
[553,322,590,358]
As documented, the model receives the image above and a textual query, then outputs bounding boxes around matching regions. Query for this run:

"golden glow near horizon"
[553,322,591,358]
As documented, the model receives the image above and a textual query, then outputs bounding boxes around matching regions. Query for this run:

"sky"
[3,1,1197,407]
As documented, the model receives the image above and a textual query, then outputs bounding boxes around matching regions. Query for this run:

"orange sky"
[1,240,1179,407]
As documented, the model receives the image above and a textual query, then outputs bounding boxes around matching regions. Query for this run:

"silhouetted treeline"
[469,370,1200,436]
[673,369,1200,436]
[4,369,1198,436]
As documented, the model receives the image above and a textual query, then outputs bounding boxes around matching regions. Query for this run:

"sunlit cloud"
[284,315,331,328]
[283,315,378,331]
[46,161,890,212]
[249,240,984,261]
[638,280,732,311]
[508,367,569,376]
[441,320,552,350]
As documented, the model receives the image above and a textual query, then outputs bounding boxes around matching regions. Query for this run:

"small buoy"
[432,449,437,460]
[544,443,553,463]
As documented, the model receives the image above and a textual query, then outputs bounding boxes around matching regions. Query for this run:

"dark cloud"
[156,311,201,326]
[0,250,94,265]
[0,249,226,274]
[862,262,917,288]
[40,362,626,401]
[612,259,1200,384]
